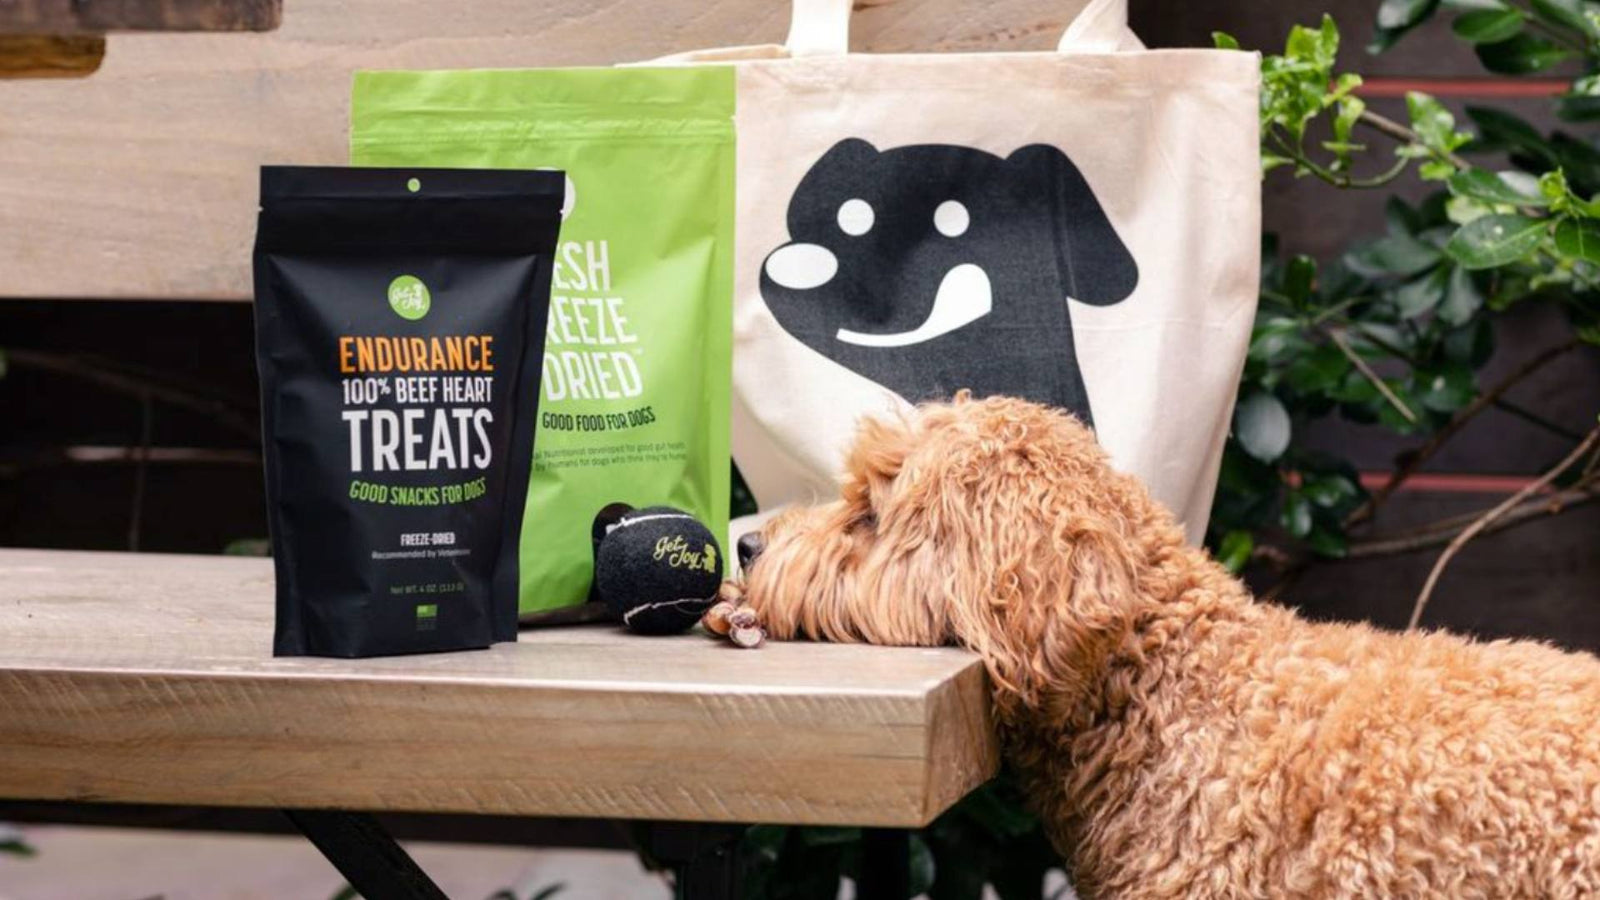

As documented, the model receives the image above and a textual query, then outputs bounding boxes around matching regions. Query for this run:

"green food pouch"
[351,66,734,619]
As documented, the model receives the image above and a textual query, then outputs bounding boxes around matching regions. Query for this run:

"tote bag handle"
[785,0,1138,57]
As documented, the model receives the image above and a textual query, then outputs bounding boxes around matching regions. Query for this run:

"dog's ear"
[1005,144,1139,306]
[816,137,879,171]
[927,401,1144,718]
[840,411,917,514]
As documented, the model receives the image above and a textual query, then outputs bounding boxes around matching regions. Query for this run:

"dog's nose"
[737,532,765,570]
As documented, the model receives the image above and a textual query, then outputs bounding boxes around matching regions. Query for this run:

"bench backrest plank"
[0,0,1078,301]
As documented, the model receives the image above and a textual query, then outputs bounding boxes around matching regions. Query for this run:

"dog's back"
[1057,593,1600,899]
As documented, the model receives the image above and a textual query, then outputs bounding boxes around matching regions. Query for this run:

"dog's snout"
[737,532,766,570]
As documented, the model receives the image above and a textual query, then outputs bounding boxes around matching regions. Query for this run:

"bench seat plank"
[0,549,997,826]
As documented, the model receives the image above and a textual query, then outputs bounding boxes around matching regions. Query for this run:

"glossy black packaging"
[253,166,562,657]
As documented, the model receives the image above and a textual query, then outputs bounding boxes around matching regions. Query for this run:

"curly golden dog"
[728,394,1600,899]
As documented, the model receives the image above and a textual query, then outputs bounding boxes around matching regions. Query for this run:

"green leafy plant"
[739,775,1062,900]
[1209,14,1599,628]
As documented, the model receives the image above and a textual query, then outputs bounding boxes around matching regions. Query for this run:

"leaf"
[1250,317,1310,364]
[1344,231,1444,278]
[1475,33,1571,74]
[328,887,359,900]
[1452,7,1526,42]
[1415,364,1478,413]
[1375,381,1428,433]
[1262,153,1295,174]
[798,826,860,847]
[1466,106,1557,164]
[1287,344,1353,394]
[1393,267,1450,318]
[1280,492,1314,539]
[744,824,789,867]
[1328,96,1368,170]
[1438,265,1486,325]
[223,538,270,556]
[1555,218,1600,264]
[1444,0,1513,10]
[1284,255,1317,306]
[1550,134,1600,194]
[909,835,937,896]
[1379,0,1439,29]
[1213,32,1242,50]
[1558,74,1600,121]
[1306,525,1350,558]
[1446,169,1549,206]
[1330,368,1382,404]
[956,783,1038,837]
[1303,474,1360,508]
[1386,195,1426,236]
[1235,393,1293,463]
[1531,0,1599,37]
[1286,15,1340,69]
[1445,214,1546,268]
[1406,92,1461,151]
[1442,316,1496,365]
[1217,530,1256,573]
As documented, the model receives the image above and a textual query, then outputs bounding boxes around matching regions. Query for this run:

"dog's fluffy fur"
[734,394,1600,899]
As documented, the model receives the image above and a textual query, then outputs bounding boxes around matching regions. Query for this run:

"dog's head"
[735,395,1185,716]
[758,140,1138,411]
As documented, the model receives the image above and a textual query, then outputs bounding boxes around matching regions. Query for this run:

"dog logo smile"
[759,139,1138,426]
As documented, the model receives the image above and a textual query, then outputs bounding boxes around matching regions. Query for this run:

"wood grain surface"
[0,0,281,35]
[0,0,1087,301]
[0,549,998,825]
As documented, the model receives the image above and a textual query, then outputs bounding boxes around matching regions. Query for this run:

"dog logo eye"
[837,199,875,236]
[934,200,969,238]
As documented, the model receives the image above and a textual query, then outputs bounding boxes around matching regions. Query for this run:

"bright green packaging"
[351,67,734,617]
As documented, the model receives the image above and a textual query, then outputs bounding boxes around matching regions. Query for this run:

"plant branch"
[1347,478,1599,558]
[1338,318,1420,365]
[1408,424,1600,630]
[1357,109,1471,172]
[1346,338,1583,527]
[1326,327,1417,423]
[1492,397,1587,441]
[1256,475,1597,602]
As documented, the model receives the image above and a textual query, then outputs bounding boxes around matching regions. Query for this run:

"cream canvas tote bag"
[657,0,1260,542]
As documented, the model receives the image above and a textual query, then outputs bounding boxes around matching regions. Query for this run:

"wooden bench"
[0,548,998,897]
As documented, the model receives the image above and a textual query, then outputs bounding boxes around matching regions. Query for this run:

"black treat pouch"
[254,166,563,657]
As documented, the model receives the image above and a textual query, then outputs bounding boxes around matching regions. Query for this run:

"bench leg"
[857,828,910,900]
[644,821,745,900]
[284,809,448,900]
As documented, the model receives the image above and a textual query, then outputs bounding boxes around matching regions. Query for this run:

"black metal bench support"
[285,809,448,900]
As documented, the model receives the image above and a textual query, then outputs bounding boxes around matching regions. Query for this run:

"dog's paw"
[702,582,766,649]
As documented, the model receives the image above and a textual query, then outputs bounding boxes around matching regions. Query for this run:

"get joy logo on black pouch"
[759,138,1139,427]
[388,274,432,320]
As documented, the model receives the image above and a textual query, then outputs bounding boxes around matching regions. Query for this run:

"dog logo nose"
[737,532,765,570]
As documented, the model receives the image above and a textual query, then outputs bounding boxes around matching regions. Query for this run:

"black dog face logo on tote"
[759,138,1139,426]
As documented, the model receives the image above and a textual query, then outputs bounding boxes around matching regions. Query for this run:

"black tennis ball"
[595,505,724,635]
